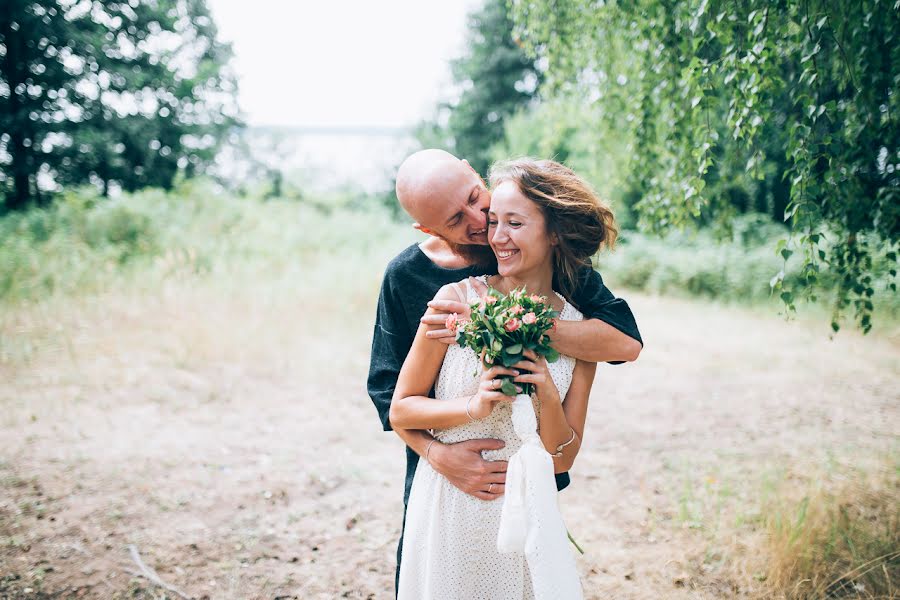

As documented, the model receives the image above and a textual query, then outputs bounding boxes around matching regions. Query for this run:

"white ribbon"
[496,394,583,599]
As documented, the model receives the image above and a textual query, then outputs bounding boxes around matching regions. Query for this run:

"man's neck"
[418,237,472,269]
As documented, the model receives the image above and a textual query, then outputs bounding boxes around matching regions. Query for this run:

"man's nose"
[468,206,488,228]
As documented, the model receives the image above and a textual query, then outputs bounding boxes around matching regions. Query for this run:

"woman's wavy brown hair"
[488,158,618,300]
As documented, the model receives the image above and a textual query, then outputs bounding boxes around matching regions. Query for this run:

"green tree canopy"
[416,0,540,177]
[0,0,239,210]
[509,0,898,332]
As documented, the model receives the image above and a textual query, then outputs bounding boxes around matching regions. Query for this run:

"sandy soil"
[1,282,897,599]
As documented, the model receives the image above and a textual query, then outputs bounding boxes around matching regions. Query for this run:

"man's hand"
[428,438,508,501]
[421,276,489,344]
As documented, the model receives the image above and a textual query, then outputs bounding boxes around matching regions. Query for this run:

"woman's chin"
[496,264,519,278]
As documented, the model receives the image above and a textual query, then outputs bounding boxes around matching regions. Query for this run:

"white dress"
[397,276,584,600]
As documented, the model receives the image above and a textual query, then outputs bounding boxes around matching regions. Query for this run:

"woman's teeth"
[497,249,519,259]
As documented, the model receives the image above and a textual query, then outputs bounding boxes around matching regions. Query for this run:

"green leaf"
[506,343,523,354]
[501,353,521,367]
[543,347,560,363]
[500,379,519,396]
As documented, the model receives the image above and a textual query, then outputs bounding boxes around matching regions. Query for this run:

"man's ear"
[412,222,435,236]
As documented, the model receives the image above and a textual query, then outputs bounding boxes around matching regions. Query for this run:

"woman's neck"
[489,268,555,303]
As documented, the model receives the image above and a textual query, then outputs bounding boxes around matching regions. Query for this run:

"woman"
[389,158,618,599]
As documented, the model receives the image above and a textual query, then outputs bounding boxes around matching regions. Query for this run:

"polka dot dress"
[397,276,583,600]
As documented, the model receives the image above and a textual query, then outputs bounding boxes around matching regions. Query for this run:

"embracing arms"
[421,269,642,364]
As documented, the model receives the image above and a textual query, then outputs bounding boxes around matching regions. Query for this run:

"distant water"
[217,126,419,195]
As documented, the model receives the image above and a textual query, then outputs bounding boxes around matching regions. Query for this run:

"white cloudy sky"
[207,0,483,128]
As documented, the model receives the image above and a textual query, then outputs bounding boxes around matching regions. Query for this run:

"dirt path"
[1,284,897,599]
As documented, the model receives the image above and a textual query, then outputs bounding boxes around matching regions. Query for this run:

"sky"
[206,0,483,129]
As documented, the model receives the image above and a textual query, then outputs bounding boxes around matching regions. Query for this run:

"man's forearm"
[550,318,641,363]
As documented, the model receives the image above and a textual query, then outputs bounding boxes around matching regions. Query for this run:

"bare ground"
[1,282,897,599]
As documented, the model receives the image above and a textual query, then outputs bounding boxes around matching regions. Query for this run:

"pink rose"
[509,304,525,315]
[445,313,459,334]
[484,295,498,305]
[529,294,544,303]
[522,312,537,325]
[504,318,522,332]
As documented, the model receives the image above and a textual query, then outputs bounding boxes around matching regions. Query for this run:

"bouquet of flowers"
[449,286,559,396]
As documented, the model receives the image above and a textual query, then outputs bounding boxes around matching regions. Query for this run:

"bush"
[599,221,801,304]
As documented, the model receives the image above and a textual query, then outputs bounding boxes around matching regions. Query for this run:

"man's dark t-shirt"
[366,243,643,589]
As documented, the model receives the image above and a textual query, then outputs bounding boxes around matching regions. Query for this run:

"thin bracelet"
[465,393,477,422]
[425,439,437,465]
[551,428,577,458]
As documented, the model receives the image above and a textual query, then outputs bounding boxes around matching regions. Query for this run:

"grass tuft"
[760,461,899,599]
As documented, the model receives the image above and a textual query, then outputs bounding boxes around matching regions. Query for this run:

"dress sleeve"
[366,268,412,431]
[569,266,643,365]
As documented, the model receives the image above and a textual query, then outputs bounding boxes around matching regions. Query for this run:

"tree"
[419,0,540,177]
[509,0,899,332]
[0,0,239,210]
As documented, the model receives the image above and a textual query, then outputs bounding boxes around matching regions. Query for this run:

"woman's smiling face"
[488,180,555,279]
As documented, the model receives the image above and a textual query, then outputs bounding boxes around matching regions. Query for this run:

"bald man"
[367,149,643,593]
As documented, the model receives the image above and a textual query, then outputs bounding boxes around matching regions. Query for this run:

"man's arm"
[366,274,444,465]
[548,318,640,364]
[561,267,643,364]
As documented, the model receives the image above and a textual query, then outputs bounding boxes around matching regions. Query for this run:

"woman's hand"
[511,350,562,406]
[469,362,521,420]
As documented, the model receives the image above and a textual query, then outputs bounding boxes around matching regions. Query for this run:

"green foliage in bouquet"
[453,286,560,396]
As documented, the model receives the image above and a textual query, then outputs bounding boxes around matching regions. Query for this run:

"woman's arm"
[513,355,597,473]
[390,284,522,430]
[548,359,596,473]
[388,285,458,430]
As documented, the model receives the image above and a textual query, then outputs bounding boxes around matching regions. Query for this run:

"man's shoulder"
[384,243,426,277]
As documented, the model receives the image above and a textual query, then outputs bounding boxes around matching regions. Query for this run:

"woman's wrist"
[537,387,562,407]
[465,393,478,421]
[424,438,437,463]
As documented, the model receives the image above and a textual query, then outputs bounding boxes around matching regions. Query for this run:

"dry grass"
[756,461,899,599]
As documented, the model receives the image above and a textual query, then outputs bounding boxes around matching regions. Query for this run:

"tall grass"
[0,181,417,369]
[760,462,899,599]
[0,181,415,307]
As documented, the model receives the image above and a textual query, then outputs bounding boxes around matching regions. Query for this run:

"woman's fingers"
[479,390,518,403]
[522,349,538,361]
[510,359,540,372]
[513,373,547,385]
[481,365,519,380]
